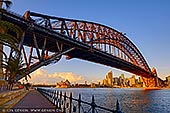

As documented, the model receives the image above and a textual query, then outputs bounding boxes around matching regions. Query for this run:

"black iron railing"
[37,87,123,113]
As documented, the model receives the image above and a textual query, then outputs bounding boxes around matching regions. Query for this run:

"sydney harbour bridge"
[0,9,162,87]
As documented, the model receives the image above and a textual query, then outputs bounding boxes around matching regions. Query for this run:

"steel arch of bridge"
[0,9,155,81]
[27,11,151,72]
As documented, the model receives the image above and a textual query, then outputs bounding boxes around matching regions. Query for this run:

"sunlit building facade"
[102,79,108,86]
[119,74,125,87]
[166,75,170,85]
[106,70,113,86]
[129,75,136,87]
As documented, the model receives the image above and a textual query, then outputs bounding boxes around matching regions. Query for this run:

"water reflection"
[51,88,170,113]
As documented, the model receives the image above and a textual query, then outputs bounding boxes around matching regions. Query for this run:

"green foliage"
[2,56,25,82]
[0,20,22,58]
[0,20,30,89]
[0,20,23,40]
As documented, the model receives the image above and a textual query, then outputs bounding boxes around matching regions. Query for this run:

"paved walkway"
[9,89,62,113]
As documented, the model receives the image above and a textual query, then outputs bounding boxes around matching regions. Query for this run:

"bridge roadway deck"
[10,89,62,113]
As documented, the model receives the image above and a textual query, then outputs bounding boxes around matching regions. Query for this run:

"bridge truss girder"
[15,31,75,80]
[1,9,158,83]
[28,11,151,74]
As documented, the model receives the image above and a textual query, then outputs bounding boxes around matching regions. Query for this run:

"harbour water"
[50,88,170,113]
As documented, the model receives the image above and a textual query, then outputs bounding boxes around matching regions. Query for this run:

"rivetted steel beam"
[0,9,155,80]
[16,47,75,80]
[28,11,151,72]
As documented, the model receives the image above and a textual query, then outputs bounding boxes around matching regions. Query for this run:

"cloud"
[31,69,48,77]
[28,69,85,84]
[48,72,84,82]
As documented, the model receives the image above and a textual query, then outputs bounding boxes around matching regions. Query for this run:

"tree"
[0,0,13,84]
[2,56,26,90]
[0,20,22,50]
[0,0,13,73]
[0,20,30,90]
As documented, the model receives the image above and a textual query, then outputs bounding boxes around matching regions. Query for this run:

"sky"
[3,0,170,84]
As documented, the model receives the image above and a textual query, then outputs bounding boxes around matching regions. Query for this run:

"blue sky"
[4,0,170,83]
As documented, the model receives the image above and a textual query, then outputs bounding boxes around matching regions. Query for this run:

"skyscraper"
[120,74,125,87]
[106,70,113,86]
[129,75,136,87]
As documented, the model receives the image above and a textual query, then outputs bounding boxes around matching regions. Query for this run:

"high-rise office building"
[120,74,125,87]
[129,75,136,87]
[102,79,108,86]
[106,70,113,86]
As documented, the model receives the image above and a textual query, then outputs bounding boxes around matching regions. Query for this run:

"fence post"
[37,88,123,113]
[59,91,62,109]
[46,89,48,99]
[53,90,56,106]
[91,95,96,113]
[49,90,52,101]
[78,94,81,113]
[48,89,51,100]
[63,92,66,113]
[56,91,59,108]
[52,90,56,104]
[69,92,72,113]
[51,90,53,103]
[115,99,121,113]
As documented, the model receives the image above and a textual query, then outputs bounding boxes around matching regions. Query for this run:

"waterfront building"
[166,75,170,86]
[85,81,87,85]
[102,79,108,86]
[125,78,130,87]
[91,83,96,88]
[106,70,113,86]
[119,74,125,87]
[56,79,71,88]
[138,77,143,83]
[129,75,136,87]
[113,77,119,86]
[102,70,113,87]
[98,81,101,86]
[101,71,146,88]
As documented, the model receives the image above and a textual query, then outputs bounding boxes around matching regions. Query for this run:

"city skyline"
[4,0,170,84]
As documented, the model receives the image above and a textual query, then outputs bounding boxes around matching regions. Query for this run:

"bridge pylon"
[142,67,159,88]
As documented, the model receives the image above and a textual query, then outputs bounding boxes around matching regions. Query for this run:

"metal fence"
[37,87,123,113]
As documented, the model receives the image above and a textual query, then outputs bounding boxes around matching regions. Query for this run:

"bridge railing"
[37,87,123,113]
